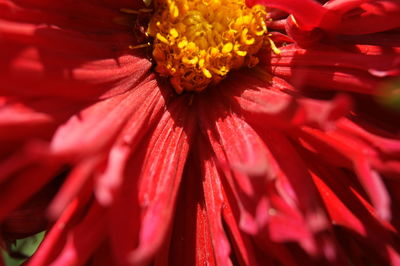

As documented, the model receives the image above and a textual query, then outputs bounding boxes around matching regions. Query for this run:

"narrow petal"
[300,125,393,221]
[95,83,167,206]
[326,0,400,35]
[221,186,259,266]
[116,95,195,265]
[246,0,339,31]
[271,44,400,78]
[28,178,94,266]
[29,200,80,266]
[309,157,400,265]
[269,65,381,95]
[198,92,271,177]
[50,204,107,266]
[354,159,391,221]
[221,71,351,130]
[198,141,232,266]
[47,157,100,219]
[50,79,159,156]
[167,156,217,266]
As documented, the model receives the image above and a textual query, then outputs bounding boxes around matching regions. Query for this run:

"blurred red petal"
[246,0,339,31]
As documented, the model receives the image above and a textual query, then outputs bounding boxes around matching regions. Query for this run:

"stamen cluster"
[148,0,269,93]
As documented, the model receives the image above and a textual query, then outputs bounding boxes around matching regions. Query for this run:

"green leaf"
[2,231,45,266]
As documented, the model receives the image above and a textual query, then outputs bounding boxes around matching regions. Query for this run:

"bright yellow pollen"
[148,0,270,93]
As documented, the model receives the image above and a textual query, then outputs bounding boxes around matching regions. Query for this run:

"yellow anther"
[212,66,229,76]
[169,2,180,18]
[222,43,233,53]
[182,56,199,65]
[148,0,274,92]
[178,39,188,48]
[235,49,247,56]
[187,42,197,51]
[202,68,212,78]
[170,28,179,38]
[156,33,169,44]
[241,28,255,45]
[242,15,252,24]
[210,47,219,56]
[199,58,205,67]
[268,37,281,55]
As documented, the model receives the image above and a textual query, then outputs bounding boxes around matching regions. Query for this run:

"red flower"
[1,0,400,265]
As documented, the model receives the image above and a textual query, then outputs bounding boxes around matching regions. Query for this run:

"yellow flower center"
[148,0,270,93]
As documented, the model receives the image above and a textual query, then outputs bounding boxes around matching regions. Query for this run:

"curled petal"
[246,0,339,31]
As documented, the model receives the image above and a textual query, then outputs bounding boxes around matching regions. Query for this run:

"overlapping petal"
[0,0,399,265]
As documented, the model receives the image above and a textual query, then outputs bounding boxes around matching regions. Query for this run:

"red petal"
[119,96,195,264]
[259,131,333,256]
[354,159,391,221]
[50,204,107,265]
[271,44,400,78]
[300,125,393,221]
[0,161,59,222]
[0,43,151,100]
[221,186,259,266]
[50,79,159,156]
[221,71,351,130]
[1,6,152,100]
[29,200,80,266]
[88,241,117,266]
[309,159,400,264]
[94,83,167,206]
[47,157,100,219]
[28,169,95,265]
[167,156,217,266]
[0,0,130,32]
[327,0,400,35]
[199,141,232,266]
[246,0,339,31]
[199,93,270,177]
